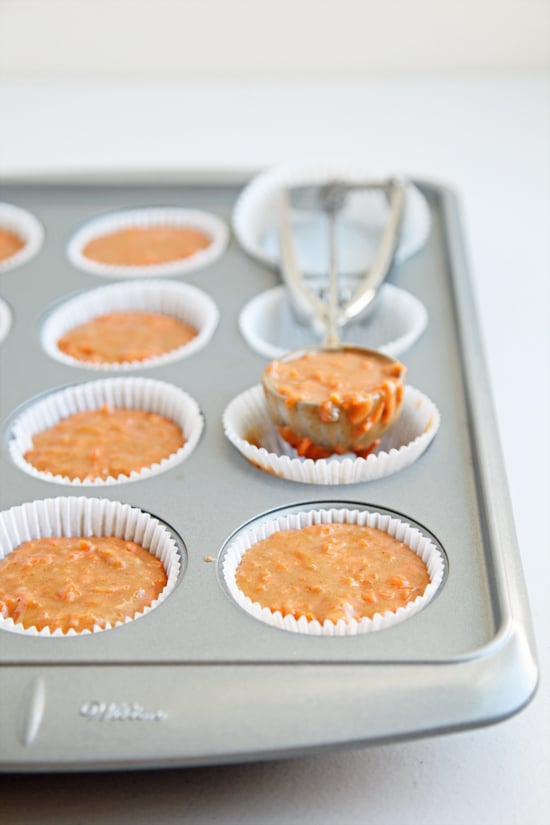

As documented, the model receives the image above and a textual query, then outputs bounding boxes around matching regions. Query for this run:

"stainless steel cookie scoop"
[263,179,407,459]
[278,177,407,333]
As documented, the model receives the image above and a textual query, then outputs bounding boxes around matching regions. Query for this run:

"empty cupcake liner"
[232,162,431,275]
[0,297,12,345]
[223,384,439,485]
[41,279,220,370]
[67,207,228,278]
[0,202,44,274]
[222,506,445,635]
[8,376,204,486]
[239,283,427,360]
[0,496,181,636]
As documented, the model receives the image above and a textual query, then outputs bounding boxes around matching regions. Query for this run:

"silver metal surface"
[0,174,538,771]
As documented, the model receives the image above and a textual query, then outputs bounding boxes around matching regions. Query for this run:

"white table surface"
[0,72,549,825]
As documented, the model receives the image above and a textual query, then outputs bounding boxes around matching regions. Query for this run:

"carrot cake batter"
[236,521,429,623]
[0,535,167,632]
[0,228,25,262]
[57,311,197,364]
[24,404,184,481]
[82,225,211,266]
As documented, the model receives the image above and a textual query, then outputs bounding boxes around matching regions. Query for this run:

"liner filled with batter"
[67,207,228,278]
[8,376,204,486]
[0,497,181,636]
[222,507,445,635]
[0,202,44,273]
[41,279,219,371]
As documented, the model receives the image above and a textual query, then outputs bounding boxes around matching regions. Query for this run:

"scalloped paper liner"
[222,507,445,635]
[232,162,431,273]
[41,279,219,371]
[67,207,228,278]
[8,377,203,486]
[0,497,181,636]
[238,283,427,360]
[0,202,44,274]
[0,297,12,345]
[223,384,439,485]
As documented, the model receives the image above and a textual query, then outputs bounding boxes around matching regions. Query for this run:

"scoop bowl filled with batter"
[262,345,406,459]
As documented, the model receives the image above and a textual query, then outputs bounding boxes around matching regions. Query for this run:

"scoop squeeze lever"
[278,178,407,333]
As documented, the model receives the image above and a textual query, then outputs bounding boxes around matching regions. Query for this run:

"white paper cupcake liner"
[8,377,204,486]
[0,297,12,344]
[223,384,439,485]
[232,162,431,275]
[41,279,219,370]
[67,207,228,278]
[222,507,445,635]
[239,283,427,360]
[0,203,44,274]
[0,497,181,636]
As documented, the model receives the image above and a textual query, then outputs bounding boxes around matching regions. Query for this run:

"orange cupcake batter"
[0,228,25,262]
[24,404,184,481]
[82,225,211,266]
[57,311,197,364]
[0,536,167,632]
[236,522,429,624]
[265,349,404,415]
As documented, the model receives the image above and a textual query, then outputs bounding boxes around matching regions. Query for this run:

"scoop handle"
[324,205,341,349]
[340,178,407,322]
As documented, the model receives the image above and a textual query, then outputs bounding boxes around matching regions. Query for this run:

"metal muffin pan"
[0,175,537,771]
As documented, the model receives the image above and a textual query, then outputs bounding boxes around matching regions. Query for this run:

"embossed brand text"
[80,701,167,721]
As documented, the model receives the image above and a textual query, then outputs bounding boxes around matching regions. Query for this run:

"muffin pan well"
[0,176,537,771]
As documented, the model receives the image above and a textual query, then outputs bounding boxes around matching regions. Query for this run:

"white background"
[0,2,549,823]
[1,0,549,75]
